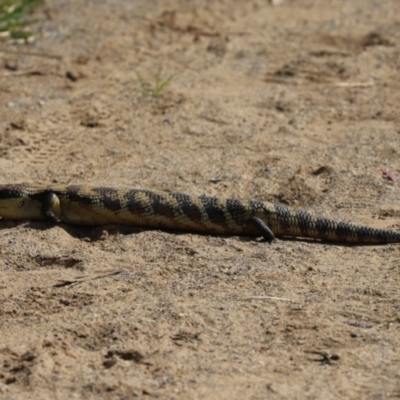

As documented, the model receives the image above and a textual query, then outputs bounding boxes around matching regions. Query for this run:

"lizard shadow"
[0,219,391,247]
[18,220,147,241]
[275,236,390,247]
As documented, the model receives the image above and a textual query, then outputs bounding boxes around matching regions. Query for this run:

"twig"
[334,81,374,87]
[53,269,123,288]
[141,15,249,37]
[305,350,340,365]
[0,50,62,60]
[247,295,294,302]
[0,68,47,77]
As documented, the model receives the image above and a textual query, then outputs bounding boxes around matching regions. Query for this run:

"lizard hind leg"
[249,217,276,243]
[40,192,62,222]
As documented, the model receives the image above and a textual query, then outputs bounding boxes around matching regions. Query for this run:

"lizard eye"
[19,200,25,208]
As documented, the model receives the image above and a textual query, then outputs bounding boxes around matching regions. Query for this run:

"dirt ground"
[0,0,400,398]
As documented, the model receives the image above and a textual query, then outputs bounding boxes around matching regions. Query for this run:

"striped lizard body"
[0,183,399,244]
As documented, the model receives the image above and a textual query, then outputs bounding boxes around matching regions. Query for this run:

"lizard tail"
[260,203,400,244]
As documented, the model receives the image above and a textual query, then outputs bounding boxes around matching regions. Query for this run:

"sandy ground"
[0,0,400,398]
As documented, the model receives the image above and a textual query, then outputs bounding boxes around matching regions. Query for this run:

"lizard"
[0,183,399,244]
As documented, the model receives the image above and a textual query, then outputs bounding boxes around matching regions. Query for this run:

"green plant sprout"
[135,64,174,98]
[0,0,44,39]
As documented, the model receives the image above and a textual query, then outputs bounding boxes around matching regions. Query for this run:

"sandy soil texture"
[1,0,400,398]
